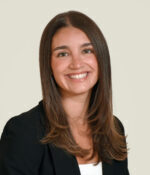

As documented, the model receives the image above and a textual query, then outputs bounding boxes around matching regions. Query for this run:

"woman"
[0,11,130,174]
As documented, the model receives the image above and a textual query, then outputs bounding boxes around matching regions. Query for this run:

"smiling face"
[51,26,98,97]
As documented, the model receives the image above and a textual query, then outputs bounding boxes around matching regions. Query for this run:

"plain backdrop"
[0,0,150,174]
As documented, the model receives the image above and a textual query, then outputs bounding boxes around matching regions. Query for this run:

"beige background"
[0,0,150,174]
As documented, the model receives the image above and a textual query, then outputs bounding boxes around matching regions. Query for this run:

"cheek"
[51,59,67,76]
[87,57,98,71]
[51,59,61,73]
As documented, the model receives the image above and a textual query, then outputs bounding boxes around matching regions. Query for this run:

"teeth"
[69,73,88,79]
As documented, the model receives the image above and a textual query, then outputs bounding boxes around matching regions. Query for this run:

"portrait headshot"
[0,1,149,175]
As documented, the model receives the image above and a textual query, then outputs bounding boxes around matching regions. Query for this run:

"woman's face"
[51,26,98,97]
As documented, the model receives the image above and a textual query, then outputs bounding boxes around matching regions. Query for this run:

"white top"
[79,162,102,175]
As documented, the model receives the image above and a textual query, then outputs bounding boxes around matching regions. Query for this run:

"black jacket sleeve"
[0,115,44,175]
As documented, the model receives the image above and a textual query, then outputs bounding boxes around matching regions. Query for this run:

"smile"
[67,72,88,79]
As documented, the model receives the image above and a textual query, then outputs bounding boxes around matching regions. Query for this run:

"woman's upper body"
[0,101,129,175]
[0,10,130,175]
[38,10,128,165]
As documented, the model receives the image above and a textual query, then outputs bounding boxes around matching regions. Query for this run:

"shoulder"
[0,101,47,174]
[112,116,129,174]
[113,115,125,135]
[0,101,45,167]
[0,101,67,174]
[5,100,43,126]
[1,100,45,140]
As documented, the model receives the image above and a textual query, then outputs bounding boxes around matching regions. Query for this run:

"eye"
[82,48,94,54]
[57,52,69,57]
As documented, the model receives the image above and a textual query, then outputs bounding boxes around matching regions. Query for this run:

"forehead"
[51,26,91,48]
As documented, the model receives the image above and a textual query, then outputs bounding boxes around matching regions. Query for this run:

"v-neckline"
[48,143,114,175]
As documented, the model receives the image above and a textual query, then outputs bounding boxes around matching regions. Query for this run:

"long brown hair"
[39,11,128,164]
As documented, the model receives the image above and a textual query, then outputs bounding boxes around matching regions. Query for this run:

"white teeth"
[69,73,88,79]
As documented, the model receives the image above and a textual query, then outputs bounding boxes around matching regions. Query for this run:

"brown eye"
[82,48,94,54]
[57,52,69,57]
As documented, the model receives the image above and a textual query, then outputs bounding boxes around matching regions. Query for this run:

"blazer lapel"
[48,144,81,175]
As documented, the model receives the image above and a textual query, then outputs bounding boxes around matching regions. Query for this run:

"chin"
[67,88,92,96]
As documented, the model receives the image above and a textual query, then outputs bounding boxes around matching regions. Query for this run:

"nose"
[69,53,83,69]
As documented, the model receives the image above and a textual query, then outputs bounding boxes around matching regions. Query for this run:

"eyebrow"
[52,42,93,51]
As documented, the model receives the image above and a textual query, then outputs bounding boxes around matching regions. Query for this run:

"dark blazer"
[0,101,130,175]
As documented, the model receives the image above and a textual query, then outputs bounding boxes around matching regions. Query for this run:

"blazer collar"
[48,143,114,175]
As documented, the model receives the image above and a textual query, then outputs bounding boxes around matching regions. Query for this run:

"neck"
[61,92,91,127]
